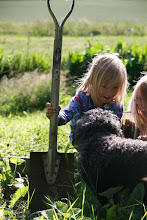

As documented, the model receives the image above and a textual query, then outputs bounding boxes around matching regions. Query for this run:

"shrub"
[66,39,147,86]
[0,50,52,79]
[66,40,108,78]
[114,40,147,85]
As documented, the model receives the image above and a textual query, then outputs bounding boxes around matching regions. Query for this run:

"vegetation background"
[0,0,147,219]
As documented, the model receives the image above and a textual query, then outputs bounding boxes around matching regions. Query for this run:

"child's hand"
[46,102,61,119]
[122,118,135,138]
[122,118,140,139]
[122,118,135,129]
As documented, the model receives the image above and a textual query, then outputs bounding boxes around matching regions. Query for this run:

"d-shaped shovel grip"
[44,0,75,184]
[47,0,75,39]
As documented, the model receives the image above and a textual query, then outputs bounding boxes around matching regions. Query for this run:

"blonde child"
[46,54,128,144]
[122,73,147,141]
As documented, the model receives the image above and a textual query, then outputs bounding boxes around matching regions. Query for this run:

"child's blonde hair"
[76,54,128,104]
[128,73,147,133]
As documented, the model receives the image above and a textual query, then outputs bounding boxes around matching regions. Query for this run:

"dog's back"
[75,108,147,194]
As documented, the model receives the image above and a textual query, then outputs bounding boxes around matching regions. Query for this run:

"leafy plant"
[30,186,94,220]
[65,39,147,86]
[0,50,52,79]
[0,155,29,219]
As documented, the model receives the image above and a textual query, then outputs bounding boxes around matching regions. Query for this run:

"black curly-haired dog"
[74,108,147,195]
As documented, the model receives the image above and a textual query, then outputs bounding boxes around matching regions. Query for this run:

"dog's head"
[74,108,123,144]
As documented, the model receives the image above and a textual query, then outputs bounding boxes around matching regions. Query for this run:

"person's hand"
[46,102,61,119]
[138,135,147,141]
[122,118,136,138]
[122,118,135,129]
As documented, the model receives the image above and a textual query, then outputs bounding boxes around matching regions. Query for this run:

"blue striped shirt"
[59,91,123,143]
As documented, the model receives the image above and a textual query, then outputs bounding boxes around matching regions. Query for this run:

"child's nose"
[107,89,114,97]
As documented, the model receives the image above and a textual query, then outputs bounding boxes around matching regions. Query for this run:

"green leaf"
[106,205,117,220]
[39,216,45,220]
[10,157,25,165]
[55,201,69,213]
[9,186,28,208]
[63,208,81,218]
[82,218,92,220]
[127,183,145,220]
[128,183,145,206]
[41,209,54,220]
[102,203,111,209]
[99,186,123,200]
[53,201,81,218]
[0,209,4,218]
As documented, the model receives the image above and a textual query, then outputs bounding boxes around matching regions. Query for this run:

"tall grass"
[1,35,147,58]
[0,110,73,157]
[0,21,147,37]
[0,71,73,157]
[0,71,51,115]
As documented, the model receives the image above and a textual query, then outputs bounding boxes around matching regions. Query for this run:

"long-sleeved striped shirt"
[59,91,123,143]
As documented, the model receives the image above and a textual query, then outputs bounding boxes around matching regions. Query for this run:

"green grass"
[0,1,147,216]
[0,20,147,37]
[0,96,147,220]
[123,89,132,112]
[0,71,73,157]
[0,35,147,57]
[0,0,147,25]
[0,67,132,157]
[0,72,52,115]
[0,5,146,215]
[0,111,48,157]
[0,74,131,158]
[0,71,145,219]
[0,110,73,157]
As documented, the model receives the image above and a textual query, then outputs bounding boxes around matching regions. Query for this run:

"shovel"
[29,0,75,212]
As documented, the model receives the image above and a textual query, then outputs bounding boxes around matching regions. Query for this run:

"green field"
[0,0,147,25]
[0,70,143,219]
[0,1,147,218]
[1,35,147,57]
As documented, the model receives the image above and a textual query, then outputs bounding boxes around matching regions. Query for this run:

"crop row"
[0,39,147,86]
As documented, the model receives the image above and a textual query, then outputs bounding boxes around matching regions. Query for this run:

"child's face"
[135,90,146,116]
[97,84,119,105]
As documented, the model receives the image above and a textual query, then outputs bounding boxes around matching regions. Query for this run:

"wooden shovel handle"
[47,0,75,175]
